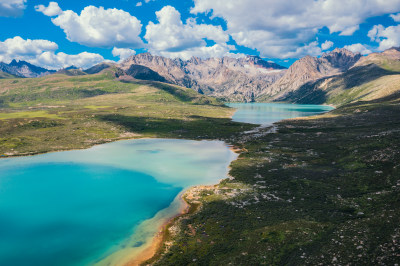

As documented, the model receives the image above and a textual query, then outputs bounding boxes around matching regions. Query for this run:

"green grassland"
[150,97,400,265]
[0,71,255,156]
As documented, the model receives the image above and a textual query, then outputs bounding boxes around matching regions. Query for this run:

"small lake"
[227,103,334,125]
[0,139,237,266]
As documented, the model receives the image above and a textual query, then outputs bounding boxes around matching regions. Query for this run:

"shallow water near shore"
[0,139,237,266]
[227,103,334,125]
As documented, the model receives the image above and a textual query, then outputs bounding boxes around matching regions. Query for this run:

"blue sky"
[0,0,400,69]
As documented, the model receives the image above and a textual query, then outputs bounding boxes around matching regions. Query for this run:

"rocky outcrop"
[119,53,286,102]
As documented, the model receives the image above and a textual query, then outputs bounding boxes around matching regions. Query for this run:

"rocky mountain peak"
[322,48,361,71]
[270,48,362,98]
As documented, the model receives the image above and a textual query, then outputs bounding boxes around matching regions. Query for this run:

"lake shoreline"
[0,138,238,266]
[128,144,243,265]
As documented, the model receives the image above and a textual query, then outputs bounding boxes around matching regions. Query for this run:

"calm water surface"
[227,103,334,125]
[0,139,236,266]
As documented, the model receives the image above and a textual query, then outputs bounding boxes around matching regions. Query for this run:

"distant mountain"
[3,48,398,105]
[119,53,286,102]
[56,66,87,76]
[0,60,55,78]
[84,62,115,74]
[268,48,362,100]
[352,47,400,72]
[273,47,400,105]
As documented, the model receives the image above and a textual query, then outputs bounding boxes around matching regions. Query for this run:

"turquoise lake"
[227,103,334,125]
[0,103,334,265]
[0,139,237,266]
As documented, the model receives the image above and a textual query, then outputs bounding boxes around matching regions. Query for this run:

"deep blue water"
[227,103,334,125]
[0,139,236,266]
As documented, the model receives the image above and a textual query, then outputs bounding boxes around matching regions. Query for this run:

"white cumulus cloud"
[159,43,236,60]
[35,2,62,16]
[0,0,26,17]
[343,43,372,55]
[0,36,58,60]
[321,40,334,50]
[191,0,400,58]
[145,6,232,59]
[37,4,143,48]
[390,13,400,22]
[0,36,105,70]
[112,47,136,60]
[368,24,400,51]
[283,41,323,58]
[33,51,104,70]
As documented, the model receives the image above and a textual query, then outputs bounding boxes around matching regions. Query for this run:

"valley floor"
[1,73,399,265]
[147,98,400,265]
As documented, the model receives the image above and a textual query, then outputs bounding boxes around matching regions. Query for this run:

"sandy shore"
[124,194,191,266]
[125,148,242,266]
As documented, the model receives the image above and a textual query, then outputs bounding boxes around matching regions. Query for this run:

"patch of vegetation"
[0,73,254,156]
[151,98,400,265]
[0,110,63,120]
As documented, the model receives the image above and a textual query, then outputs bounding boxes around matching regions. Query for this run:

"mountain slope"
[125,65,167,82]
[84,62,115,74]
[120,53,286,102]
[274,48,400,106]
[352,47,400,72]
[0,60,55,78]
[266,48,361,100]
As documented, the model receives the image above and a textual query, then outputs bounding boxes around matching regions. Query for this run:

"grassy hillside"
[0,71,18,79]
[0,71,254,156]
[150,93,400,265]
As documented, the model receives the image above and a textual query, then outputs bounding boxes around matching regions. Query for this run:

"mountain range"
[119,53,287,102]
[0,60,55,78]
[1,47,400,105]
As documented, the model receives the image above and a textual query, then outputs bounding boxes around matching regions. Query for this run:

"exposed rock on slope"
[269,49,361,100]
[119,53,286,102]
[0,60,55,78]
[275,48,400,105]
